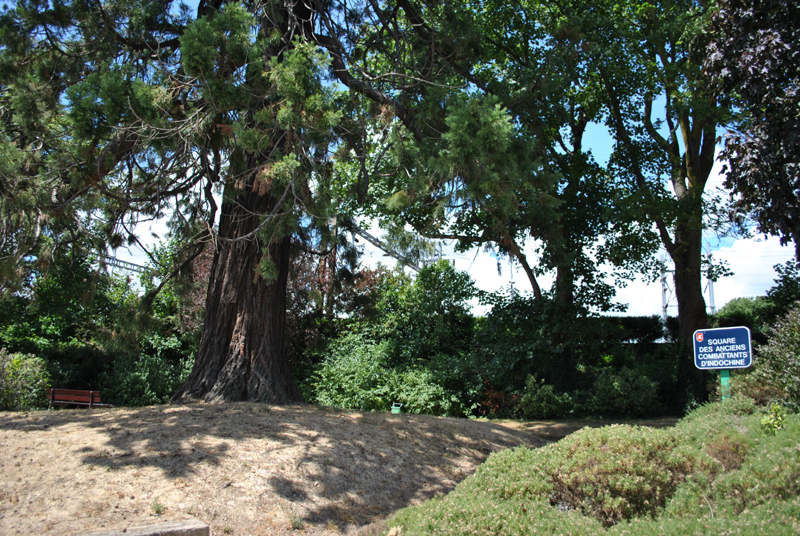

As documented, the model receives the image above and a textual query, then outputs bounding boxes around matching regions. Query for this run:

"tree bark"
[172,181,304,404]
[170,0,313,404]
[670,218,709,402]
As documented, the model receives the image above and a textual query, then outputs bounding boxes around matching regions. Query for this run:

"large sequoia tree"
[0,0,435,403]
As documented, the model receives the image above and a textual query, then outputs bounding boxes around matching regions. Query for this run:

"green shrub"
[766,260,800,319]
[712,296,774,343]
[387,398,800,535]
[754,304,800,410]
[472,294,606,394]
[544,425,707,526]
[313,333,396,411]
[389,424,711,533]
[393,366,469,416]
[711,415,800,514]
[313,333,471,416]
[589,366,660,417]
[0,348,51,410]
[103,334,193,406]
[378,261,476,367]
[519,375,573,419]
[761,403,786,435]
[678,393,757,421]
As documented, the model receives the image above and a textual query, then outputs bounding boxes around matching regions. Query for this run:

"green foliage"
[519,366,661,419]
[0,255,117,356]
[767,260,800,318]
[304,261,480,417]
[378,261,476,367]
[713,296,774,343]
[520,375,573,419]
[393,366,467,417]
[387,398,800,535]
[711,416,800,513]
[545,426,706,527]
[754,304,800,410]
[0,349,51,410]
[390,424,709,532]
[0,241,200,406]
[313,332,470,416]
[314,332,395,412]
[473,292,634,396]
[589,366,660,417]
[761,403,786,436]
[102,334,194,407]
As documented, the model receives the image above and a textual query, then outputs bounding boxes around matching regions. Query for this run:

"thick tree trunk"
[172,182,304,404]
[669,221,709,403]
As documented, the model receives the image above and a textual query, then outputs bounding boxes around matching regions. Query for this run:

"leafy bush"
[472,293,608,396]
[103,334,193,406]
[378,261,476,367]
[589,366,660,417]
[766,260,800,318]
[760,402,786,435]
[393,366,469,416]
[753,304,800,410]
[519,375,573,419]
[0,349,51,410]
[712,296,774,344]
[313,332,396,411]
[313,332,471,416]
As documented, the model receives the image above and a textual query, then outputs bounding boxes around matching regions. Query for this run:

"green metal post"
[720,369,731,401]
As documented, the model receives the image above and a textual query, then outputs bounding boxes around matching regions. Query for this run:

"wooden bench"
[46,388,112,409]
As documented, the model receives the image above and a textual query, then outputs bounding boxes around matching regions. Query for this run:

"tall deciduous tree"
[350,1,625,309]
[462,0,630,311]
[705,0,800,258]
[565,0,727,398]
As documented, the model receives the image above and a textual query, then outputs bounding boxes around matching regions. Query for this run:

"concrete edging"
[81,519,209,536]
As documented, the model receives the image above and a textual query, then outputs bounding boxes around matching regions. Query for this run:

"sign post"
[693,326,752,400]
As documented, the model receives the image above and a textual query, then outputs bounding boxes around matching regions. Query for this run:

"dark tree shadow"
[0,403,545,528]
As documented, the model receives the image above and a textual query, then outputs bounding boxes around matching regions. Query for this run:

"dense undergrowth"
[386,396,800,535]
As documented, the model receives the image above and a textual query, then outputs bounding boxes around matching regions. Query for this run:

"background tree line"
[2,247,800,417]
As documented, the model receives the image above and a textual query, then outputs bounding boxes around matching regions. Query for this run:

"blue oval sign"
[693,326,752,370]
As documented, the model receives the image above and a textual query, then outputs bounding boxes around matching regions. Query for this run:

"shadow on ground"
[0,403,547,531]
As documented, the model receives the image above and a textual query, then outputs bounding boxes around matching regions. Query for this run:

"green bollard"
[720,369,731,401]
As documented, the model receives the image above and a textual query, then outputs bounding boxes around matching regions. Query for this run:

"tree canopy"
[705,0,800,258]
[1,0,776,405]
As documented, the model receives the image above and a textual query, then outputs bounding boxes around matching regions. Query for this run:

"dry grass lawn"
[0,403,548,536]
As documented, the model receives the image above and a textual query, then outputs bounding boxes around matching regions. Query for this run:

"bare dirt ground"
[0,403,678,536]
[494,416,679,442]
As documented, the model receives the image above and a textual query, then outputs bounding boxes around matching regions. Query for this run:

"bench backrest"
[46,388,103,406]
